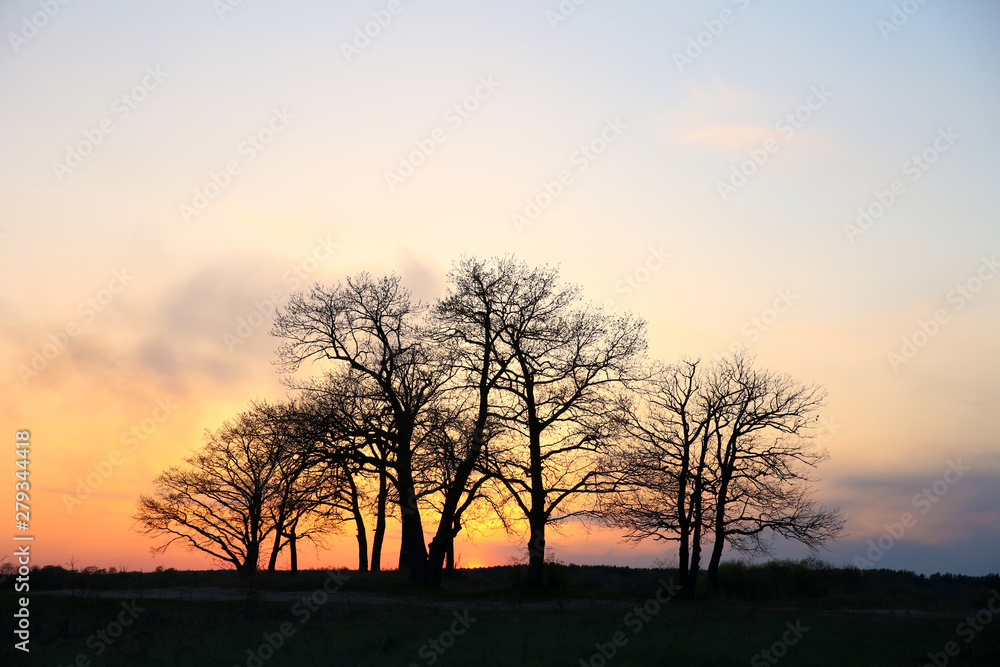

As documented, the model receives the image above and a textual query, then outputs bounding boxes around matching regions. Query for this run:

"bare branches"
[132,400,346,577]
[597,351,843,596]
[453,258,648,585]
[136,257,843,596]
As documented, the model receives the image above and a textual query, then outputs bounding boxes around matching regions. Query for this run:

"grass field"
[4,561,999,666]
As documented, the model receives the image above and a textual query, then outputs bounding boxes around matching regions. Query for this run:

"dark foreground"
[4,561,999,666]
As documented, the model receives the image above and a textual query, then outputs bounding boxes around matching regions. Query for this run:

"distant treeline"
[5,559,997,609]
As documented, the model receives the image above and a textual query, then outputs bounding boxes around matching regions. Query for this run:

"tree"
[480,261,647,586]
[250,400,345,573]
[277,264,517,585]
[701,351,843,595]
[423,256,519,584]
[272,273,451,582]
[134,410,282,579]
[600,359,718,597]
[600,351,844,596]
[271,260,644,587]
[296,368,403,572]
[133,402,341,578]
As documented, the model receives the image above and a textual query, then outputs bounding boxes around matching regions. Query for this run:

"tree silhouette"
[701,351,843,595]
[134,257,844,595]
[600,358,717,597]
[601,351,844,596]
[423,256,519,584]
[272,274,451,582]
[133,401,341,578]
[476,260,647,586]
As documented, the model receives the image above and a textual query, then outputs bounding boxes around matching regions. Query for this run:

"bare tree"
[478,262,647,586]
[422,256,520,584]
[271,260,644,587]
[292,375,379,571]
[701,351,843,595]
[134,401,344,578]
[600,352,844,596]
[134,413,281,579]
[250,401,346,573]
[599,359,718,597]
[272,274,452,582]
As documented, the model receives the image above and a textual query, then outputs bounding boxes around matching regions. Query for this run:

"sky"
[1,0,998,576]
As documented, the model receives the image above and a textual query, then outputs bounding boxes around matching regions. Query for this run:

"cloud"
[826,460,1000,555]
[663,78,833,152]
[663,79,774,150]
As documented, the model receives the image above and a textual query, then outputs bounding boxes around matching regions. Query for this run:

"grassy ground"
[4,562,999,665]
[5,593,1000,666]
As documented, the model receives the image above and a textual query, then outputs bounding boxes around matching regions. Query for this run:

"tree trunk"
[371,469,388,571]
[426,360,492,586]
[526,520,546,587]
[706,530,725,597]
[266,528,283,573]
[676,455,691,596]
[678,524,691,596]
[430,512,467,582]
[706,468,732,597]
[240,542,260,581]
[289,526,298,573]
[348,473,369,572]
[394,432,428,583]
[688,491,704,597]
[523,375,547,588]
[397,482,428,583]
[356,526,369,573]
[244,491,262,580]
[685,430,711,597]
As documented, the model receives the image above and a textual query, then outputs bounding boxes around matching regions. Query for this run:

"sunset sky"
[2,0,998,576]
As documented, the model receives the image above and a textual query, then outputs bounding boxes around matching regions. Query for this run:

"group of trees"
[134,400,343,578]
[599,357,842,596]
[134,256,843,593]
